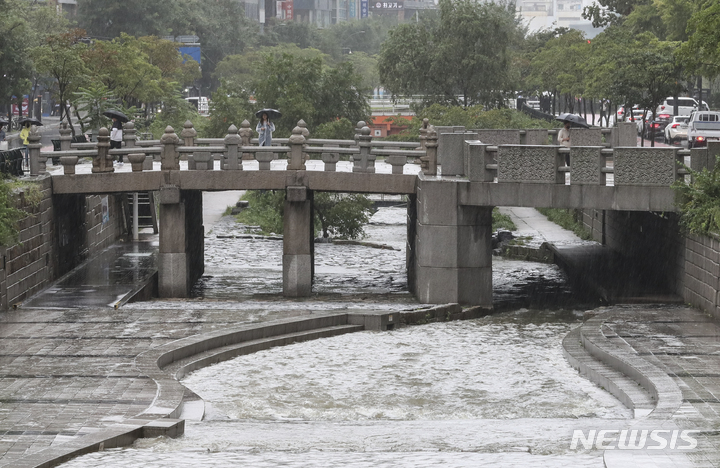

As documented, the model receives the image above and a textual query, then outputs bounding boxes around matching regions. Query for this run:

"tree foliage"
[251,54,369,136]
[378,0,521,108]
[314,193,374,239]
[673,156,720,235]
[236,190,374,240]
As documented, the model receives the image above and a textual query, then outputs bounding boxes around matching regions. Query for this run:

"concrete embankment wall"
[580,209,720,319]
[0,176,126,309]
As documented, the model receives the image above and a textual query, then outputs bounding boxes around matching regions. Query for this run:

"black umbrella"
[103,109,129,123]
[255,108,282,120]
[18,117,43,126]
[556,113,590,128]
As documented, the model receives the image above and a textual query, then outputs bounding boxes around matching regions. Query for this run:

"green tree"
[528,29,590,114]
[73,83,115,134]
[205,84,254,138]
[314,193,374,239]
[378,0,520,108]
[30,28,89,130]
[237,190,375,240]
[672,155,720,235]
[251,54,369,136]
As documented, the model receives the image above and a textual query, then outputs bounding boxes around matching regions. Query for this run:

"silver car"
[664,115,689,144]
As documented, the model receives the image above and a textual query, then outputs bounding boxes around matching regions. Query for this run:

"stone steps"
[563,326,655,417]
[164,323,365,381]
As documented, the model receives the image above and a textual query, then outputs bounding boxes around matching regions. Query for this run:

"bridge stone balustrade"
[569,128,603,146]
[613,147,681,186]
[27,127,45,176]
[28,116,712,306]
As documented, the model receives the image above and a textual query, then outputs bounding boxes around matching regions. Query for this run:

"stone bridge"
[21,119,718,307]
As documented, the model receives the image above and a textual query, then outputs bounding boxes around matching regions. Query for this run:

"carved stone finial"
[180,120,196,139]
[160,126,179,144]
[99,127,110,137]
[125,121,135,130]
[225,124,241,145]
[289,125,306,144]
[297,119,310,138]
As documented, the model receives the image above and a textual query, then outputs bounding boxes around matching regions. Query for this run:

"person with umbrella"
[110,117,123,164]
[558,120,571,148]
[255,109,279,146]
[19,121,31,167]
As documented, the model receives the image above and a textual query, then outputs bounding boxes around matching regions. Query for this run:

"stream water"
[61,206,630,467]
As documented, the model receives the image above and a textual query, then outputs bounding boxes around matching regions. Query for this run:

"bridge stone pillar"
[283,184,313,297]
[158,187,204,298]
[413,175,493,306]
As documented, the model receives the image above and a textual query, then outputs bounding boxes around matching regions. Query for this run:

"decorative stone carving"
[497,145,559,183]
[239,120,254,160]
[614,147,678,186]
[160,126,180,171]
[60,156,79,175]
[570,146,605,185]
[571,128,602,146]
[224,124,242,170]
[92,127,114,173]
[128,153,146,172]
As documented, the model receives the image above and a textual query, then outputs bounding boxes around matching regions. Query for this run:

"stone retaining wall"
[683,232,720,319]
[0,177,126,309]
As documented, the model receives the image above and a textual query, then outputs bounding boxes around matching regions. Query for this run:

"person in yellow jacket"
[19,122,31,167]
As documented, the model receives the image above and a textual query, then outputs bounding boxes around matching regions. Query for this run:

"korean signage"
[349,0,356,17]
[279,0,293,19]
[370,1,403,9]
[360,0,368,17]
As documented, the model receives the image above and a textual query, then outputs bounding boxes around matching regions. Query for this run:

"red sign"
[11,97,29,116]
[281,1,293,20]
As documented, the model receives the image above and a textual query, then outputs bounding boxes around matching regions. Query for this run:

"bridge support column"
[283,186,313,297]
[158,187,204,298]
[413,176,492,306]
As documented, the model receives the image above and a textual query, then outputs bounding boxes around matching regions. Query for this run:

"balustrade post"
[181,120,197,170]
[419,118,429,150]
[421,127,438,176]
[224,124,242,170]
[92,127,114,173]
[298,119,310,161]
[239,120,253,160]
[160,126,180,171]
[353,126,374,173]
[288,124,306,170]
[28,127,44,176]
[59,123,72,151]
[123,121,137,149]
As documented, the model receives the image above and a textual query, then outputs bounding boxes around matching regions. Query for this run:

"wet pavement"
[20,237,157,310]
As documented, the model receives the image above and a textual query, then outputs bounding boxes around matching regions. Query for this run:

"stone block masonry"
[0,176,126,310]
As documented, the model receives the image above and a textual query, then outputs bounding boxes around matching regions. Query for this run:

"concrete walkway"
[499,206,589,247]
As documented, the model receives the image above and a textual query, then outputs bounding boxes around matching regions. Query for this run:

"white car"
[663,115,689,144]
[656,97,708,117]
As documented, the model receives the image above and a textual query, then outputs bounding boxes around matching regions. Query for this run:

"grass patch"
[537,208,592,240]
[492,207,517,231]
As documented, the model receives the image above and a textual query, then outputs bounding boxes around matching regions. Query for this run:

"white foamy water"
[61,313,630,467]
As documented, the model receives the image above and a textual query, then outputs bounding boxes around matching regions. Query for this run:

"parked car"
[663,115,689,144]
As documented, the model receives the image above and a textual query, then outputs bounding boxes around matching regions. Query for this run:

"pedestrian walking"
[110,117,123,164]
[19,122,30,167]
[256,112,275,147]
